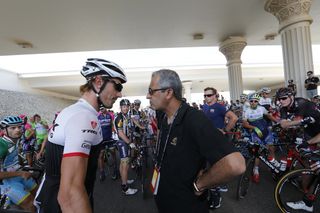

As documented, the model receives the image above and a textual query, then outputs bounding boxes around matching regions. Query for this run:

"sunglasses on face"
[106,79,123,92]
[148,87,170,95]
[279,96,288,101]
[250,100,259,103]
[204,94,214,98]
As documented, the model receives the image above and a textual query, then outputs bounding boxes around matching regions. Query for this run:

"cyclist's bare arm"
[131,118,145,130]
[118,130,131,144]
[242,119,255,130]
[37,136,47,159]
[25,128,35,140]
[58,156,91,213]
[279,119,301,128]
[194,152,245,195]
[0,171,32,180]
[224,110,238,131]
[307,132,320,145]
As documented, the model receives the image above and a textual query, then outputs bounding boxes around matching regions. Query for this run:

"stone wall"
[0,89,75,123]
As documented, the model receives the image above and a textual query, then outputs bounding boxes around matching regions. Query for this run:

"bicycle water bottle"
[279,158,287,172]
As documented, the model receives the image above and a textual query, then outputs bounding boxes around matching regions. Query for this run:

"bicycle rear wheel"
[236,157,254,200]
[274,169,319,213]
[105,149,117,178]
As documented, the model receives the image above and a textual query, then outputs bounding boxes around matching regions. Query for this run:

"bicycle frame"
[247,142,283,175]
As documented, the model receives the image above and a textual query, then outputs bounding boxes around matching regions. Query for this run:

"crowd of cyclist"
[199,85,320,212]
[0,97,158,212]
[1,81,320,212]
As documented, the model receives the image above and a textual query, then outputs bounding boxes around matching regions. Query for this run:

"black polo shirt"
[280,98,320,137]
[155,102,237,213]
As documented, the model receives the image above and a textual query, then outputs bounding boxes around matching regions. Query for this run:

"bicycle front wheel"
[236,157,254,200]
[274,169,319,213]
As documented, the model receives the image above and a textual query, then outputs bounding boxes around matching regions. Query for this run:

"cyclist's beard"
[251,105,257,110]
[6,129,22,141]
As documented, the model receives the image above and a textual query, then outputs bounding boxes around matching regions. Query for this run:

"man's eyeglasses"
[148,87,170,95]
[204,94,214,98]
[106,79,123,92]
[250,100,259,103]
[278,96,288,101]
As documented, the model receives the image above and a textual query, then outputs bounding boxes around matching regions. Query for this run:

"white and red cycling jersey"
[35,98,103,212]
[48,98,103,158]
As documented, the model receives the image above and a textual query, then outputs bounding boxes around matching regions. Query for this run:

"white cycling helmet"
[240,94,248,99]
[261,87,271,94]
[81,58,127,83]
[134,99,141,105]
[249,93,261,101]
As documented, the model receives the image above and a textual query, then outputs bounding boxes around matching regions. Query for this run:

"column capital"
[219,36,247,66]
[181,81,192,89]
[265,0,313,32]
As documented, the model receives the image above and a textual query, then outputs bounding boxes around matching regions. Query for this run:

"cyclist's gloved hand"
[253,127,263,138]
[129,143,136,149]
[301,116,315,126]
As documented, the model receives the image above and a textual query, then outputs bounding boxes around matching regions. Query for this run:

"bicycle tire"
[105,149,116,178]
[274,169,319,213]
[236,157,255,200]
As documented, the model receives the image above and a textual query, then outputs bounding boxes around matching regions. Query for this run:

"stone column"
[265,0,313,98]
[219,36,247,102]
[182,81,192,104]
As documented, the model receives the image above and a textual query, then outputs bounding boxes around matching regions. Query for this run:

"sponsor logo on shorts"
[81,142,91,150]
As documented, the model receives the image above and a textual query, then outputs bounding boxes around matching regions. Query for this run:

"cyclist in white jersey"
[240,93,250,114]
[34,58,127,213]
[243,93,278,183]
[259,87,273,111]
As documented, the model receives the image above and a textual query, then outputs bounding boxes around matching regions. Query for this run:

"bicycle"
[131,128,152,199]
[236,139,309,200]
[274,150,320,213]
[0,163,44,212]
[101,139,119,180]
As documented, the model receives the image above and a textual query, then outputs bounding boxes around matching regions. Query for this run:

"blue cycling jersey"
[98,112,113,141]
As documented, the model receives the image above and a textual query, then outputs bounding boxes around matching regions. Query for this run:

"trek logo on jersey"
[210,109,215,113]
[81,129,98,135]
[91,121,97,129]
[81,142,91,150]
